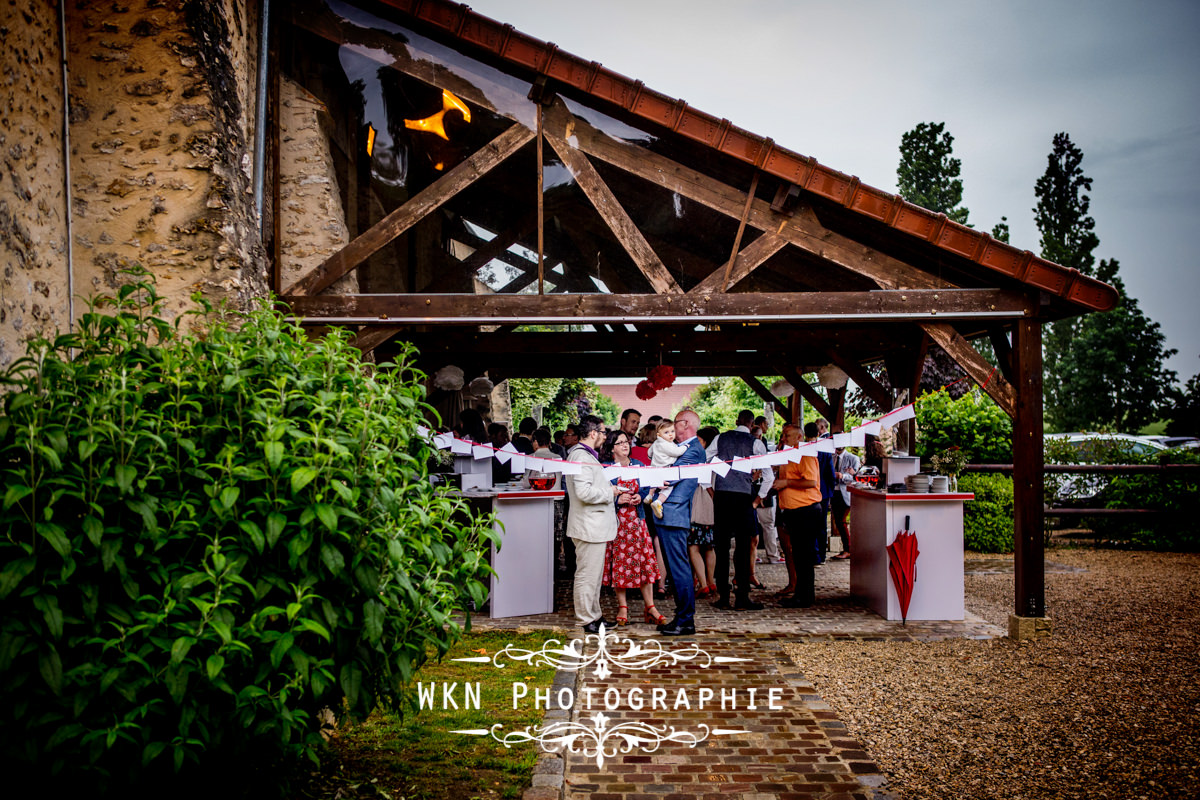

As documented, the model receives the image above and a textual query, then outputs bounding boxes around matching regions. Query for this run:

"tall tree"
[1034,133,1102,429]
[896,122,970,224]
[1034,133,1100,276]
[1165,370,1200,436]
[1050,259,1178,431]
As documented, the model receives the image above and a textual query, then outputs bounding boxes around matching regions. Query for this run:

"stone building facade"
[1,0,269,366]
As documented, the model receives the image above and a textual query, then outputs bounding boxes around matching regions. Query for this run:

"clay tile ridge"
[390,0,1118,313]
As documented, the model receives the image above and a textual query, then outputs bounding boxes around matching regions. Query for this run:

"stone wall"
[277,77,356,294]
[65,0,264,324]
[0,0,70,367]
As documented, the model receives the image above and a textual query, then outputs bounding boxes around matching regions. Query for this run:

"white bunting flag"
[603,466,623,480]
[708,459,732,477]
[816,438,835,453]
[559,460,583,475]
[850,429,866,447]
[434,433,454,450]
[450,437,473,455]
[680,464,715,485]
[832,433,853,448]
[639,467,679,487]
[472,444,493,461]
[509,454,527,472]
[860,420,882,436]
[730,457,756,474]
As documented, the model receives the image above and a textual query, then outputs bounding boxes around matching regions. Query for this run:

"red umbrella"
[887,516,920,624]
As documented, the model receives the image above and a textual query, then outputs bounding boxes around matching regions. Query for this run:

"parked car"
[1144,435,1199,449]
[1043,433,1167,504]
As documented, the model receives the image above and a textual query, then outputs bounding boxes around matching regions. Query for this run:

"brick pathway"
[476,559,1004,799]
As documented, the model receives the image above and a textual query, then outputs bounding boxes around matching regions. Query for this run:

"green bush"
[915,388,1012,464]
[960,473,1014,553]
[0,278,496,791]
[1092,448,1200,551]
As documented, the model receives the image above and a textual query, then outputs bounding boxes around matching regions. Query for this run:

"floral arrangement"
[635,365,676,401]
[930,445,969,476]
[647,365,676,391]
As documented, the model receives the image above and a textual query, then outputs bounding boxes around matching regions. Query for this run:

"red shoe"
[615,605,629,626]
[644,605,667,625]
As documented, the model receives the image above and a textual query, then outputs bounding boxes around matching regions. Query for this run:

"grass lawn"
[297,629,564,800]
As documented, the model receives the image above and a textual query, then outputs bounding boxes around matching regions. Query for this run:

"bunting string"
[416,401,919,488]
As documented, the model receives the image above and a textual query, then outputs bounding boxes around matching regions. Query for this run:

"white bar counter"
[848,486,973,622]
[463,484,564,618]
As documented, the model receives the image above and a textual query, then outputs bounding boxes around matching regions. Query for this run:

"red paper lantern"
[647,365,675,390]
[635,379,657,400]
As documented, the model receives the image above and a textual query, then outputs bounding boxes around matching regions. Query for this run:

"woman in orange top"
[773,421,823,608]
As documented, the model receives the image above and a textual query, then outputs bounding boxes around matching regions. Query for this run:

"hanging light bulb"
[365,123,377,157]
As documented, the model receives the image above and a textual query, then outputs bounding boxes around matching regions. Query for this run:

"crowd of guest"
[454,404,867,637]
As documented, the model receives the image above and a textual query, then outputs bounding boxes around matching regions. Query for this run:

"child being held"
[646,419,687,518]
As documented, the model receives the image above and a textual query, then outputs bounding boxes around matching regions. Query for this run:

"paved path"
[477,559,1004,800]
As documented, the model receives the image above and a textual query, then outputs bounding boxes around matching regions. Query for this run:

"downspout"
[252,0,271,228]
[58,0,74,332]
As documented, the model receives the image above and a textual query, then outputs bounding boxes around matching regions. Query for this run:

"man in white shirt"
[830,444,861,559]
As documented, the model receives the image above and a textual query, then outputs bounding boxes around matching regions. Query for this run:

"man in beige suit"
[565,414,621,633]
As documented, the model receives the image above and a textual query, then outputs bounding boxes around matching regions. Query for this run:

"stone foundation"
[1008,613,1053,640]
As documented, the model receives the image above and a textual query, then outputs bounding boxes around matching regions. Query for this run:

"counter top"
[849,486,974,501]
[461,486,565,500]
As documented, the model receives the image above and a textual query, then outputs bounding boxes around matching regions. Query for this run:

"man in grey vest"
[706,409,773,610]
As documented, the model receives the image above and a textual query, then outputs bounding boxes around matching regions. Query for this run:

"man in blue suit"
[656,409,707,635]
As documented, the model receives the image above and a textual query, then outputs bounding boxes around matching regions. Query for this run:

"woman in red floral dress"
[599,431,665,626]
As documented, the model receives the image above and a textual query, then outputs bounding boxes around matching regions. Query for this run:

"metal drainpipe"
[58,0,75,332]
[252,0,271,229]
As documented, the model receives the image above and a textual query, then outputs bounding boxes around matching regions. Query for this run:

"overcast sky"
[466,0,1200,382]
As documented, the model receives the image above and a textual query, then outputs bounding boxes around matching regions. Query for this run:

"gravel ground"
[783,547,1200,800]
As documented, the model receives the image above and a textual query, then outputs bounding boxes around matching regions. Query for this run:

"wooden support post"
[1011,315,1048,631]
[537,103,545,296]
[921,322,1017,418]
[721,171,760,290]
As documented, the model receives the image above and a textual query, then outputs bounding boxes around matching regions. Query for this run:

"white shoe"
[650,500,664,519]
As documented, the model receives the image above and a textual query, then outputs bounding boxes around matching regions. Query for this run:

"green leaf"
[205,654,225,681]
[0,557,37,599]
[34,595,64,639]
[295,618,331,642]
[170,636,196,665]
[39,647,63,695]
[290,466,319,494]
[270,633,294,668]
[218,486,240,511]
[210,620,232,645]
[239,520,265,553]
[319,542,344,576]
[339,663,363,710]
[264,441,284,471]
[78,439,99,460]
[114,464,136,496]
[143,741,167,766]
[313,503,337,532]
[83,515,103,547]
[165,664,188,704]
[37,522,71,558]
[363,599,384,643]
[265,513,286,548]
[3,484,34,510]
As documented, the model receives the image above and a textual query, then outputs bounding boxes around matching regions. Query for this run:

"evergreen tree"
[991,216,1010,243]
[896,122,970,224]
[1051,259,1178,431]
[1034,133,1102,428]
[1165,370,1200,436]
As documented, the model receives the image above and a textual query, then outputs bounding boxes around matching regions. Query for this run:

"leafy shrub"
[1091,448,1200,551]
[915,388,1012,464]
[960,473,1014,553]
[0,278,496,791]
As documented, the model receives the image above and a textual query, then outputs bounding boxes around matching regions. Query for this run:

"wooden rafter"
[544,133,682,294]
[989,326,1016,385]
[283,288,1032,324]
[286,123,535,296]
[721,171,760,291]
[689,232,788,296]
[541,101,953,292]
[825,351,892,413]
[742,374,787,417]
[790,369,833,422]
[921,322,1017,418]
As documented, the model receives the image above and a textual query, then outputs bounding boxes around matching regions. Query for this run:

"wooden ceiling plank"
[544,133,682,295]
[689,232,787,295]
[286,123,535,297]
[921,322,1017,418]
[351,325,406,354]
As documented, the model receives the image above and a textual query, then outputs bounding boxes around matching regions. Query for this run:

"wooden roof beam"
[921,322,1017,418]
[825,350,892,413]
[287,123,535,297]
[544,133,682,294]
[742,374,788,418]
[283,288,1032,325]
[789,369,834,422]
